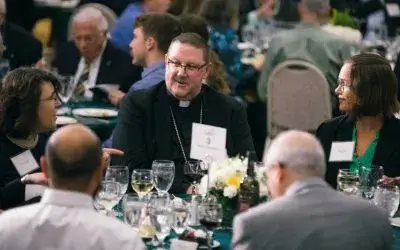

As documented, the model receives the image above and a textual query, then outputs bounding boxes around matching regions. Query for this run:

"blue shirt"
[129,61,165,92]
[102,61,166,148]
[110,3,145,53]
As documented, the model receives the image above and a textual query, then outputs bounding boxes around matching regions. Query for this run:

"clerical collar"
[167,87,204,108]
[179,100,191,107]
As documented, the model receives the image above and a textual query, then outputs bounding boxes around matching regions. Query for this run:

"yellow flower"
[226,176,241,189]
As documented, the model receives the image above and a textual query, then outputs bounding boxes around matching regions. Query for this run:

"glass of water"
[359,165,384,200]
[123,194,148,231]
[171,199,189,236]
[105,165,129,215]
[337,169,360,196]
[152,160,175,196]
[373,185,400,217]
[149,204,173,249]
[96,180,120,216]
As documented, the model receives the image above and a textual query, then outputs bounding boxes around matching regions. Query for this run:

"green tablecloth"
[61,101,118,141]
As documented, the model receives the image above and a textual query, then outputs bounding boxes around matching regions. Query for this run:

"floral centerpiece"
[198,156,248,227]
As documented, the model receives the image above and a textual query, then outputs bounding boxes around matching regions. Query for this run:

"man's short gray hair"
[0,0,6,15]
[263,130,326,177]
[302,0,330,13]
[72,7,108,32]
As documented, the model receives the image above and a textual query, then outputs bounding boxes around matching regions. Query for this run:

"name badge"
[10,150,40,176]
[329,141,355,162]
[386,3,400,17]
[170,239,198,250]
[190,123,227,163]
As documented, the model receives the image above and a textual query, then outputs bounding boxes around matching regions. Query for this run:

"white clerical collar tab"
[179,100,191,107]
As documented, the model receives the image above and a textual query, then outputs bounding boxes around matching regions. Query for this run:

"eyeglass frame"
[166,57,208,74]
[337,79,352,92]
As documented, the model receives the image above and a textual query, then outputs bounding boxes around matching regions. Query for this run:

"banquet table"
[58,100,118,141]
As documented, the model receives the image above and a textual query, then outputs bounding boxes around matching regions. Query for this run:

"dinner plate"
[72,108,118,118]
[198,240,220,249]
[390,217,400,227]
[56,116,77,126]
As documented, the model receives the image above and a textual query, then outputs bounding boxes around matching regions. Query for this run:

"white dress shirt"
[0,189,146,250]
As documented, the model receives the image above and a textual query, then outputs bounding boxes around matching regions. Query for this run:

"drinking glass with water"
[337,169,360,196]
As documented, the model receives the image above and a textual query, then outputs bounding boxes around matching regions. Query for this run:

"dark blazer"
[112,82,255,193]
[0,133,47,209]
[54,40,142,93]
[316,115,400,189]
[2,21,42,69]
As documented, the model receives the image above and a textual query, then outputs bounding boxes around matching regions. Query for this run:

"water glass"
[131,169,154,199]
[149,205,173,249]
[359,165,384,200]
[171,199,189,235]
[152,160,175,195]
[123,194,148,231]
[105,165,129,215]
[96,181,120,216]
[373,185,400,217]
[337,169,360,196]
[58,75,77,105]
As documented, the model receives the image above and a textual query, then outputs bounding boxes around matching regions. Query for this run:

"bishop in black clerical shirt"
[111,33,254,194]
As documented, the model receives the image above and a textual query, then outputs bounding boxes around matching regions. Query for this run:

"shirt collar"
[80,41,107,68]
[284,177,329,197]
[40,188,94,209]
[142,60,165,79]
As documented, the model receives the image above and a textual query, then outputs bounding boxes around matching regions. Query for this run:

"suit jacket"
[316,115,400,188]
[54,40,142,93]
[232,178,393,250]
[2,21,42,69]
[112,82,255,193]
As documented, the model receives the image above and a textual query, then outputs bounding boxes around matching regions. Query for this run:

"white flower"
[223,185,238,198]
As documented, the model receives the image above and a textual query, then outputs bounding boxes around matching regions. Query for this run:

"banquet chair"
[67,3,117,40]
[266,60,332,144]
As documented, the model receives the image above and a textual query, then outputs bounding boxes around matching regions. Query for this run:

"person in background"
[108,12,182,106]
[110,0,171,53]
[0,124,146,250]
[179,14,231,95]
[167,0,204,16]
[317,53,400,188]
[0,0,42,69]
[232,130,393,250]
[257,0,358,116]
[103,12,183,147]
[54,7,142,101]
[112,33,254,193]
[0,68,60,210]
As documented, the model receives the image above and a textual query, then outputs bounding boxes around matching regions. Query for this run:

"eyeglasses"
[167,58,207,74]
[337,80,352,92]
[40,92,59,102]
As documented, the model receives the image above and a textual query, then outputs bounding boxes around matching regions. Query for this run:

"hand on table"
[23,172,49,186]
[108,90,126,106]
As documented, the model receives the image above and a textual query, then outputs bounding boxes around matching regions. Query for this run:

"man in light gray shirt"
[0,124,146,250]
[232,130,393,250]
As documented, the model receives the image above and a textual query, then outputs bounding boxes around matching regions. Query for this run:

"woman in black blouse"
[0,67,61,209]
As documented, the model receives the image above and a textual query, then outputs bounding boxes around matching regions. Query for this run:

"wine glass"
[337,169,360,196]
[199,202,223,250]
[149,203,173,249]
[105,165,129,216]
[96,180,121,216]
[131,169,154,199]
[359,165,384,200]
[373,185,400,217]
[152,160,175,196]
[57,75,77,114]
[171,199,189,236]
[123,194,148,231]
[184,160,205,194]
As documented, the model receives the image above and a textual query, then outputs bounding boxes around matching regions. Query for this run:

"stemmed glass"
[171,199,189,236]
[96,180,121,216]
[148,199,173,249]
[123,194,148,232]
[152,160,175,196]
[359,165,384,200]
[184,160,205,194]
[373,185,400,217]
[57,75,77,114]
[337,169,360,196]
[131,169,154,199]
[105,165,129,216]
[199,201,223,250]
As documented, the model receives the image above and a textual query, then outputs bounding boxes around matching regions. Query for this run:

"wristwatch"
[21,174,33,184]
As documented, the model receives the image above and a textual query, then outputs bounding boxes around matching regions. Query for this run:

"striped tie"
[75,62,90,96]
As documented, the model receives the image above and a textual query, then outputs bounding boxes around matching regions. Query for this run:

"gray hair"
[263,130,326,177]
[72,7,108,32]
[302,0,330,13]
[0,0,6,15]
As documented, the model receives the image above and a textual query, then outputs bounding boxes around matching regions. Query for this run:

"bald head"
[264,130,326,177]
[45,124,103,186]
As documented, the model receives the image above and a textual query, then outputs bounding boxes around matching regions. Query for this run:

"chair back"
[267,60,332,139]
[67,3,117,40]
